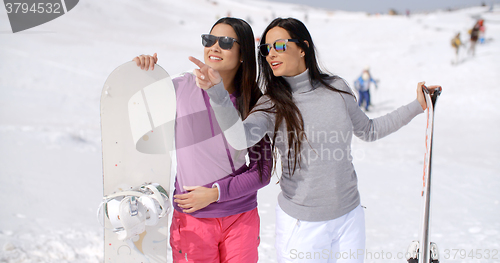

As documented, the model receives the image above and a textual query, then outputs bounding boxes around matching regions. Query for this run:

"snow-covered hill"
[1,0,499,262]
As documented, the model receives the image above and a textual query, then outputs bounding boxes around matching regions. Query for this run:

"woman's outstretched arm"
[189,56,275,150]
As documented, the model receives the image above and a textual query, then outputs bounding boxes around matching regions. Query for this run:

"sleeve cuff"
[410,99,425,115]
[212,183,221,202]
[205,81,228,105]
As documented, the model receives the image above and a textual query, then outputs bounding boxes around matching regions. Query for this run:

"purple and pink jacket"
[171,73,272,218]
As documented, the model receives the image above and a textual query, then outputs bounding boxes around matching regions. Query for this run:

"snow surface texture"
[1,0,499,262]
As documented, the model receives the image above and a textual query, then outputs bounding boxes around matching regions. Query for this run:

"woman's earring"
[240,60,244,63]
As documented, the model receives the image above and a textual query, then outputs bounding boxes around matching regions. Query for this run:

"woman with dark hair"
[134,17,272,262]
[191,17,441,262]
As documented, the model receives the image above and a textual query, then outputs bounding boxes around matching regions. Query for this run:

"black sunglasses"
[201,34,239,50]
[258,39,300,57]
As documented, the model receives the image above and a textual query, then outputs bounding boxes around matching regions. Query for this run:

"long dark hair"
[211,17,270,181]
[255,17,353,176]
[211,17,261,119]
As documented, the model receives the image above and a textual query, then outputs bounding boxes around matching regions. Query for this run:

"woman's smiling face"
[204,23,241,74]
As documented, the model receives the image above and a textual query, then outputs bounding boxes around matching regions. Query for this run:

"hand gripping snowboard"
[99,61,176,263]
[407,85,442,263]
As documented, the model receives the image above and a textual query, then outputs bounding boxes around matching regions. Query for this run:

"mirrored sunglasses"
[258,39,300,57]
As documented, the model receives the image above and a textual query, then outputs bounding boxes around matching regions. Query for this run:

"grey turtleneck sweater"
[206,69,424,221]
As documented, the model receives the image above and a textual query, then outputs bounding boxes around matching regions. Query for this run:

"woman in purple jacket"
[134,17,272,263]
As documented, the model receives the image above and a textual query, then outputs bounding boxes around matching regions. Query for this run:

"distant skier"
[468,20,482,56]
[354,67,378,111]
[451,32,463,64]
[479,19,486,44]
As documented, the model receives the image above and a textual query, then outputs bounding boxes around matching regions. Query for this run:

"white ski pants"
[275,204,366,263]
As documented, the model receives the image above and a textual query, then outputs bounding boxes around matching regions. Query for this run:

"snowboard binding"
[97,183,170,241]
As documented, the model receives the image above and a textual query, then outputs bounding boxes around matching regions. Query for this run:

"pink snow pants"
[170,208,260,263]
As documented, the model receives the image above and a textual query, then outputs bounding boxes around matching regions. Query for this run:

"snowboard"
[407,85,442,263]
[100,61,176,263]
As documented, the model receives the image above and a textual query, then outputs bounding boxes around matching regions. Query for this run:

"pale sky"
[265,0,496,14]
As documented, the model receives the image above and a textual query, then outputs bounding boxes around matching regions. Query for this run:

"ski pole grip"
[422,85,442,106]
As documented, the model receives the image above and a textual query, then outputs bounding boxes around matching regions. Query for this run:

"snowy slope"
[0,0,499,262]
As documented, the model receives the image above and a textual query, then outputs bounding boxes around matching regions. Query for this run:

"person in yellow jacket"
[451,32,463,64]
